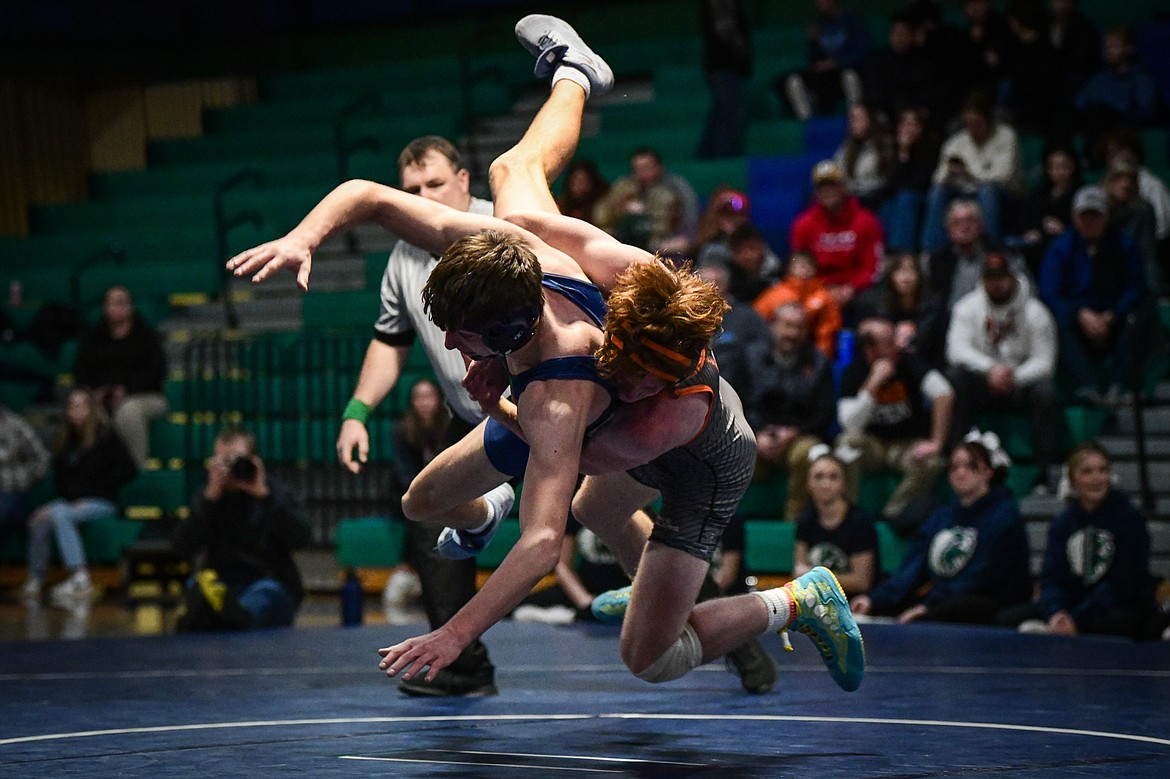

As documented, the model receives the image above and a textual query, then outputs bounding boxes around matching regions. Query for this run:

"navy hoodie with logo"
[869,486,1031,611]
[1037,488,1157,624]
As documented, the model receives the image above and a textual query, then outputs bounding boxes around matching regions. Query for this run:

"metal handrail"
[213,168,264,329]
[333,91,383,182]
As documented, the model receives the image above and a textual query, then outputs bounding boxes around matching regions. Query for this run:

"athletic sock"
[753,587,796,633]
[553,65,590,98]
[467,487,507,535]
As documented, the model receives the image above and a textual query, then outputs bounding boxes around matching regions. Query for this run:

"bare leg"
[489,80,587,218]
[571,472,657,576]
[401,419,510,528]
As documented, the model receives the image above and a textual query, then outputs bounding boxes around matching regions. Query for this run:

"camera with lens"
[228,454,258,482]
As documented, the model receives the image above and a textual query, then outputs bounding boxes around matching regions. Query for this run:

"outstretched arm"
[226,179,527,290]
[378,380,595,682]
[503,210,654,294]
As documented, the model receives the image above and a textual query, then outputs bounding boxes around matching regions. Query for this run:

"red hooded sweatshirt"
[789,196,883,292]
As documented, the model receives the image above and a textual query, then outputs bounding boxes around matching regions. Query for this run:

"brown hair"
[402,378,450,462]
[951,439,1006,485]
[397,136,464,177]
[422,230,545,333]
[596,259,728,382]
[1066,440,1111,472]
[54,388,108,455]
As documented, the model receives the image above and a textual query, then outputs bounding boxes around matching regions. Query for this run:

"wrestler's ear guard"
[476,305,541,355]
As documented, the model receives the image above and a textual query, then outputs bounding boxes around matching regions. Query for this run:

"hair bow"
[963,427,1012,469]
[807,442,832,463]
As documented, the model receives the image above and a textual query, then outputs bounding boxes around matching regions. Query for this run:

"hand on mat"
[378,628,465,682]
[226,235,315,291]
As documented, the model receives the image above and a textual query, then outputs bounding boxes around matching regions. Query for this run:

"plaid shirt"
[0,411,50,493]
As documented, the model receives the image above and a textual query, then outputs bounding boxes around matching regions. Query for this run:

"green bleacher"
[3,0,1168,581]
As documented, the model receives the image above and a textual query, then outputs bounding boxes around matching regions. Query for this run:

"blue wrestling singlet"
[483,273,617,477]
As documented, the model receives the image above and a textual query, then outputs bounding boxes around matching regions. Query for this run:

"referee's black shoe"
[725,637,777,694]
[398,666,499,698]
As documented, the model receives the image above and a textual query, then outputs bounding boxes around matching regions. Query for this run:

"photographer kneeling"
[173,428,310,631]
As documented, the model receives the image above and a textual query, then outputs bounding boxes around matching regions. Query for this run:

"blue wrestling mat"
[2,620,1168,777]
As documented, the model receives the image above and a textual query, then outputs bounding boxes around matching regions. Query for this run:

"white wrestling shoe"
[515,14,614,98]
[435,483,515,560]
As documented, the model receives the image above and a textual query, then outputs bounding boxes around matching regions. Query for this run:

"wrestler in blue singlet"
[483,273,618,476]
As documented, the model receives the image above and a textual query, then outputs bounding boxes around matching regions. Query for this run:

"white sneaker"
[383,604,427,626]
[435,483,515,560]
[382,568,422,609]
[1018,619,1051,635]
[513,604,576,625]
[50,571,94,603]
[20,577,42,601]
[515,14,614,97]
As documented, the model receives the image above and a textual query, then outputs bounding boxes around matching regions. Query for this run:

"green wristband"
[342,398,372,425]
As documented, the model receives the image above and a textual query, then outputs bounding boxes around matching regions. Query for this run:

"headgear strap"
[607,331,705,384]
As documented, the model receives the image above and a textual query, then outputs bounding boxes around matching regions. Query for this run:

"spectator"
[903,0,975,125]
[172,428,310,631]
[790,159,884,319]
[779,0,869,121]
[709,510,748,595]
[945,251,1062,494]
[696,0,753,159]
[723,223,785,304]
[593,147,683,252]
[1000,0,1063,136]
[861,11,936,123]
[0,402,50,546]
[733,302,836,521]
[1007,140,1083,279]
[555,158,609,225]
[382,378,451,619]
[73,285,168,468]
[753,251,843,359]
[1075,25,1160,156]
[1000,441,1168,640]
[1039,185,1149,404]
[849,437,1032,624]
[695,263,770,386]
[955,0,1013,103]
[1098,126,1170,251]
[876,105,940,253]
[927,199,1028,310]
[1048,0,1101,102]
[834,317,953,535]
[20,388,137,603]
[1102,157,1161,293]
[833,102,895,210]
[793,451,879,597]
[854,250,946,368]
[695,188,780,275]
[664,172,702,250]
[920,91,1023,252]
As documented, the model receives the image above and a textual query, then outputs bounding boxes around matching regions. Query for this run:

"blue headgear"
[470,305,541,356]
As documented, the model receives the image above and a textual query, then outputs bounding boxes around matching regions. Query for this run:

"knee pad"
[634,624,703,684]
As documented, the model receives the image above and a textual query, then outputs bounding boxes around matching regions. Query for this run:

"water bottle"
[341,567,364,627]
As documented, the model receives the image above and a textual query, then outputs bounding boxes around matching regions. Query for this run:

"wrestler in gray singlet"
[626,355,757,562]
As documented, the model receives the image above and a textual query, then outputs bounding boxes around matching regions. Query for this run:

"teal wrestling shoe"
[783,566,865,692]
[590,585,631,624]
